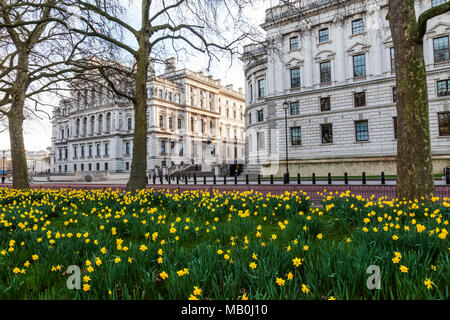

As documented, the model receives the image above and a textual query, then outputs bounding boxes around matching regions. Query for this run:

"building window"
[58,148,62,160]
[81,164,84,171]
[353,54,366,77]
[248,113,252,124]
[290,102,299,115]
[127,118,132,131]
[125,142,130,155]
[438,112,450,136]
[290,68,301,88]
[320,61,331,83]
[354,92,366,107]
[258,79,265,98]
[81,146,85,158]
[249,84,253,102]
[169,117,173,130]
[170,141,175,154]
[191,117,194,132]
[168,92,172,101]
[291,127,302,145]
[352,19,364,35]
[433,36,449,63]
[161,140,166,153]
[73,146,78,159]
[96,163,100,171]
[88,145,93,157]
[390,47,395,71]
[289,36,298,50]
[64,165,67,172]
[59,165,61,173]
[74,164,77,172]
[105,163,108,171]
[320,97,331,111]
[96,144,101,156]
[177,117,182,129]
[159,115,164,128]
[105,143,109,156]
[88,163,92,171]
[355,120,369,141]
[257,110,264,122]
[256,132,265,150]
[437,79,450,96]
[393,117,398,139]
[158,89,163,99]
[432,0,446,7]
[321,123,333,144]
[319,28,329,43]
[392,87,397,103]
[125,162,129,170]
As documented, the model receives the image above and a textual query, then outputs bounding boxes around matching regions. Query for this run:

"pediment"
[426,22,450,35]
[285,58,304,68]
[383,35,393,46]
[314,50,336,62]
[346,42,371,54]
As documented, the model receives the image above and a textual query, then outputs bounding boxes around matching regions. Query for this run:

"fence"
[3,182,449,202]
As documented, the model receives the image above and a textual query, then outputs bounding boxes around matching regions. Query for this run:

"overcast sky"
[0,1,273,152]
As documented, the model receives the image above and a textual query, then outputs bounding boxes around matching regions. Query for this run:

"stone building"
[242,0,450,177]
[51,58,245,178]
[27,149,51,174]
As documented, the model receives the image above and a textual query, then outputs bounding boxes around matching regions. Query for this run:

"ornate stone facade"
[242,0,450,177]
[51,59,245,177]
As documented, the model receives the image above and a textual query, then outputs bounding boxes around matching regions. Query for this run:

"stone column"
[304,30,314,88]
[335,20,346,83]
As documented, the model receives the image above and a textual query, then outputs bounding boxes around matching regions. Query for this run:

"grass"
[0,187,448,300]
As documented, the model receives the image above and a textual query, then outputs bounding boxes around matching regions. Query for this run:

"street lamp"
[2,150,5,184]
[282,100,290,184]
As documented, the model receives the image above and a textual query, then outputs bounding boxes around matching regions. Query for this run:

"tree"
[0,0,85,189]
[48,0,253,192]
[387,0,450,200]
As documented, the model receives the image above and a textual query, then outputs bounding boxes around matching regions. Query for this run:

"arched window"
[90,116,95,135]
[82,117,87,136]
[106,113,111,132]
[98,114,103,134]
[76,119,80,137]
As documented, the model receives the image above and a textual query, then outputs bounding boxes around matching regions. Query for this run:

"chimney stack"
[165,57,177,73]
[148,58,156,75]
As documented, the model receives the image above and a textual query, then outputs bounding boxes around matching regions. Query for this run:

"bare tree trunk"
[8,102,29,189]
[126,62,148,191]
[388,0,435,200]
[126,0,150,192]
[7,50,30,189]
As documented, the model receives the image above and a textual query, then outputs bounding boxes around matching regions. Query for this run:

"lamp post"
[2,150,5,184]
[282,100,290,184]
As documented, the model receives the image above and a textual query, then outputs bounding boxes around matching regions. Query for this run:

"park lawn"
[0,187,448,300]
